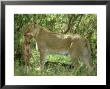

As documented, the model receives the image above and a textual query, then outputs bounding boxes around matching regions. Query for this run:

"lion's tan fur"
[24,22,93,72]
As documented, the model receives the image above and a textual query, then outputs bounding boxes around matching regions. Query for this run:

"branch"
[63,15,79,34]
[63,15,73,34]
[74,15,83,33]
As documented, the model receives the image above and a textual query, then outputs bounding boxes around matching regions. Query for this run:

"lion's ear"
[34,22,38,28]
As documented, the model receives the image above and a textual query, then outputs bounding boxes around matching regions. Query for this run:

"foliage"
[14,14,97,76]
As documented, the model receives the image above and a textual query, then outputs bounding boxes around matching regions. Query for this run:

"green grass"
[14,49,97,76]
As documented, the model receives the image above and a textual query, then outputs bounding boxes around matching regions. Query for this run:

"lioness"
[25,22,93,72]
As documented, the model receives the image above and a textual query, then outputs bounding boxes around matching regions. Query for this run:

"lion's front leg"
[39,49,47,70]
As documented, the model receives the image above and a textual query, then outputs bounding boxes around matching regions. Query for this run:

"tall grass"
[14,49,97,76]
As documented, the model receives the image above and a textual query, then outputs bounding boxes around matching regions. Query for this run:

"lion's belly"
[47,48,69,55]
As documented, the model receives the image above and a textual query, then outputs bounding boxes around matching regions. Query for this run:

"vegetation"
[14,14,97,76]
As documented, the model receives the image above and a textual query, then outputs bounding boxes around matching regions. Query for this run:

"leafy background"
[14,14,97,76]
